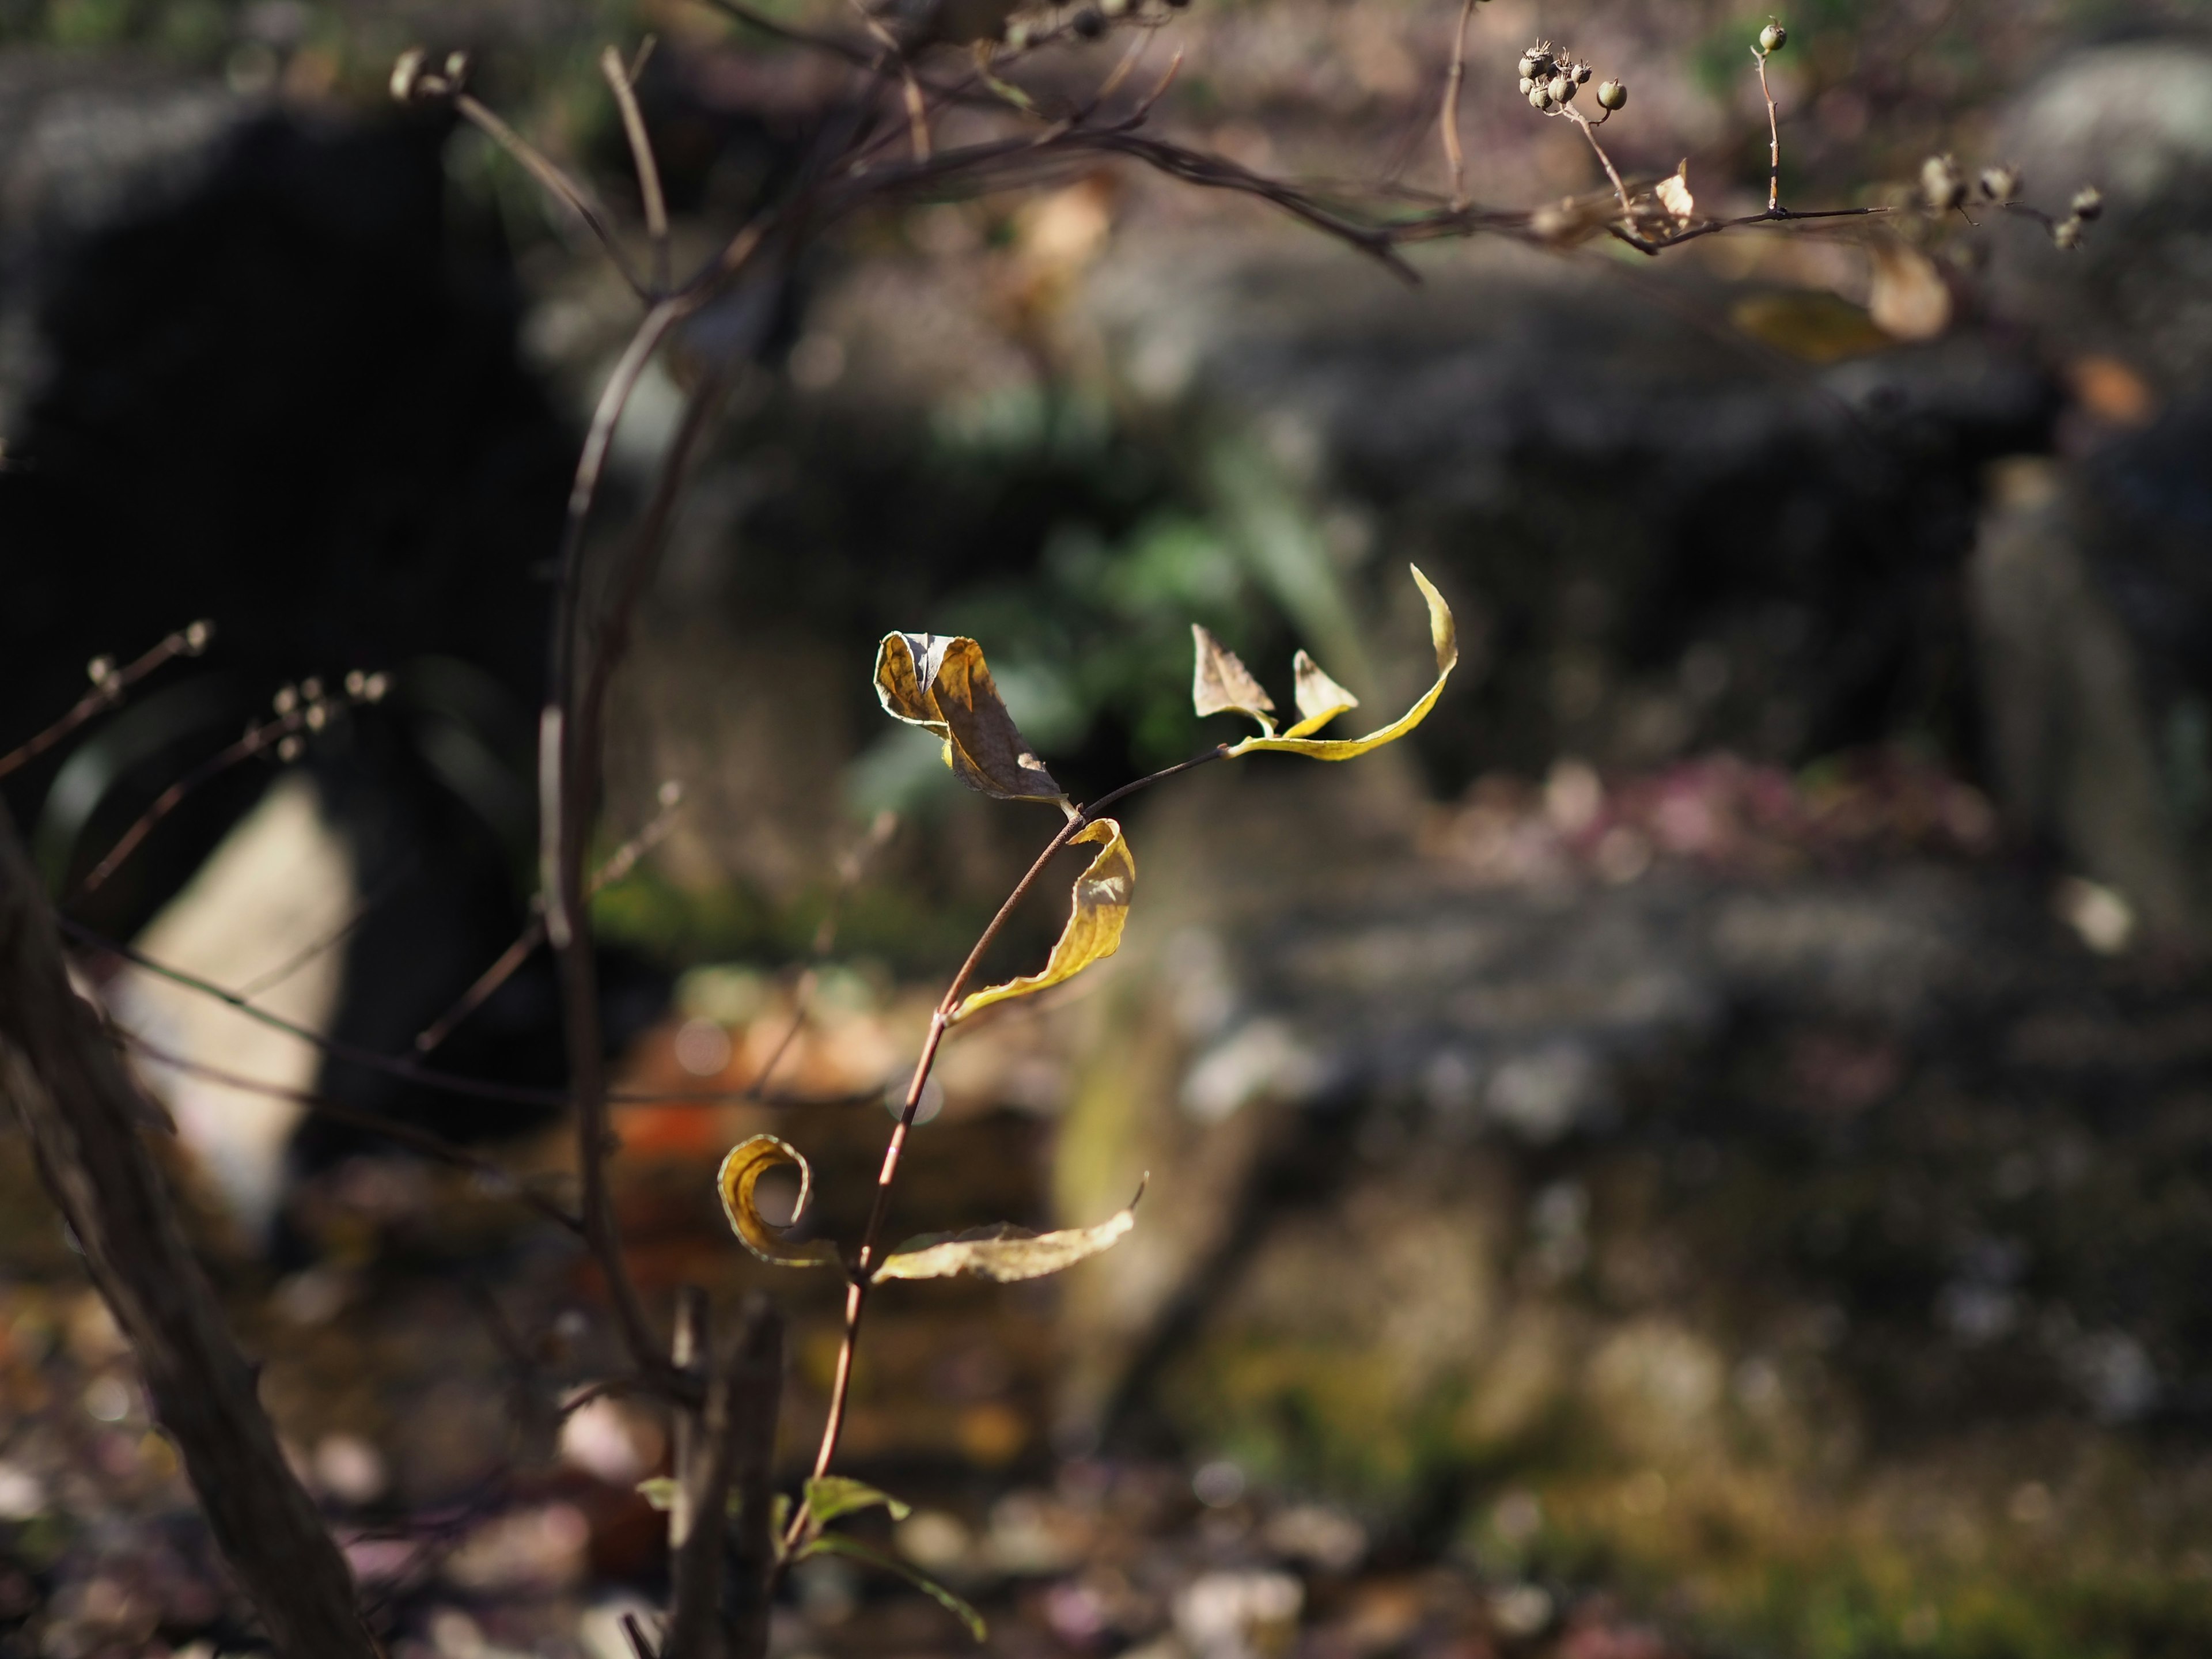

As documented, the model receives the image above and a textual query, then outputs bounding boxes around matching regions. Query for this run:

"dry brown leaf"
[717,1134,841,1267]
[1229,566,1457,761]
[1656,162,1695,225]
[1191,625,1277,733]
[872,1181,1143,1283]
[1867,240,1951,341]
[950,817,1133,1021]
[876,633,1063,802]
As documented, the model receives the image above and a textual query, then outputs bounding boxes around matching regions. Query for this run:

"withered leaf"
[1656,162,1695,224]
[1867,238,1952,341]
[949,817,1133,1022]
[1284,650,1360,738]
[716,1134,841,1268]
[875,632,1063,802]
[1228,566,1458,761]
[873,1181,1143,1284]
[1192,625,1277,733]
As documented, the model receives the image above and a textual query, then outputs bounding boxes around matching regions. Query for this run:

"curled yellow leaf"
[716,1135,841,1267]
[1226,566,1457,761]
[1192,624,1277,734]
[872,1181,1144,1283]
[876,632,1063,802]
[949,817,1133,1022]
[1284,650,1359,738]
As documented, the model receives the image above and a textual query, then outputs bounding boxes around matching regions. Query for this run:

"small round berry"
[2070,185,2103,221]
[1596,78,1627,111]
[1758,20,1786,53]
[1517,53,1540,79]
[1519,76,1534,94]
[1555,75,1577,101]
[1528,85,1550,109]
[1574,62,1591,82]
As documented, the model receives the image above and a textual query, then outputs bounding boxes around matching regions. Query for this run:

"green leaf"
[803,1533,988,1641]
[637,1476,681,1512]
[949,817,1133,1023]
[876,632,1065,802]
[874,1180,1144,1284]
[805,1475,913,1528]
[1224,566,1458,760]
[1191,624,1277,734]
[716,1135,842,1268]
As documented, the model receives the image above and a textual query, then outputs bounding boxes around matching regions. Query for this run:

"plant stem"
[1755,48,1780,212]
[791,745,1229,1544]
[1565,107,1633,218]
[1438,0,1477,210]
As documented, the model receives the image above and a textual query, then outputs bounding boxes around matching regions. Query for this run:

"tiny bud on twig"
[1759,19,1787,54]
[1921,154,1966,212]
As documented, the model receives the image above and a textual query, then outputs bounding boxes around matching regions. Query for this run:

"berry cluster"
[1517,41,1623,115]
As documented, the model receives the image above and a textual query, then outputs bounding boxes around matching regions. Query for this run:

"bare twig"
[75,672,386,897]
[602,43,673,294]
[1439,0,1477,209]
[1754,45,1781,212]
[455,92,653,299]
[0,805,379,1659]
[0,621,211,783]
[416,785,684,1055]
[113,1029,586,1234]
[1563,107,1633,218]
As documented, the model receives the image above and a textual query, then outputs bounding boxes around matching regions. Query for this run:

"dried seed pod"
[1072,6,1104,36]
[1519,76,1534,94]
[274,685,299,715]
[183,620,214,654]
[1979,165,2021,202]
[276,735,305,763]
[86,655,115,685]
[1517,53,1540,79]
[1529,85,1551,109]
[1758,20,1787,52]
[1555,75,1577,101]
[389,47,426,102]
[1596,78,1627,111]
[2053,216,2084,249]
[1921,154,1965,212]
[1100,0,1129,18]
[1574,62,1591,82]
[2070,185,2103,221]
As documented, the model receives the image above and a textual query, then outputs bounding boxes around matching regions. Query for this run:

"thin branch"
[66,919,837,1111]
[235,861,418,999]
[1755,45,1781,213]
[113,1029,585,1234]
[1562,107,1632,219]
[0,621,211,783]
[454,92,653,298]
[602,43,672,294]
[416,786,684,1055]
[1439,0,1477,210]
